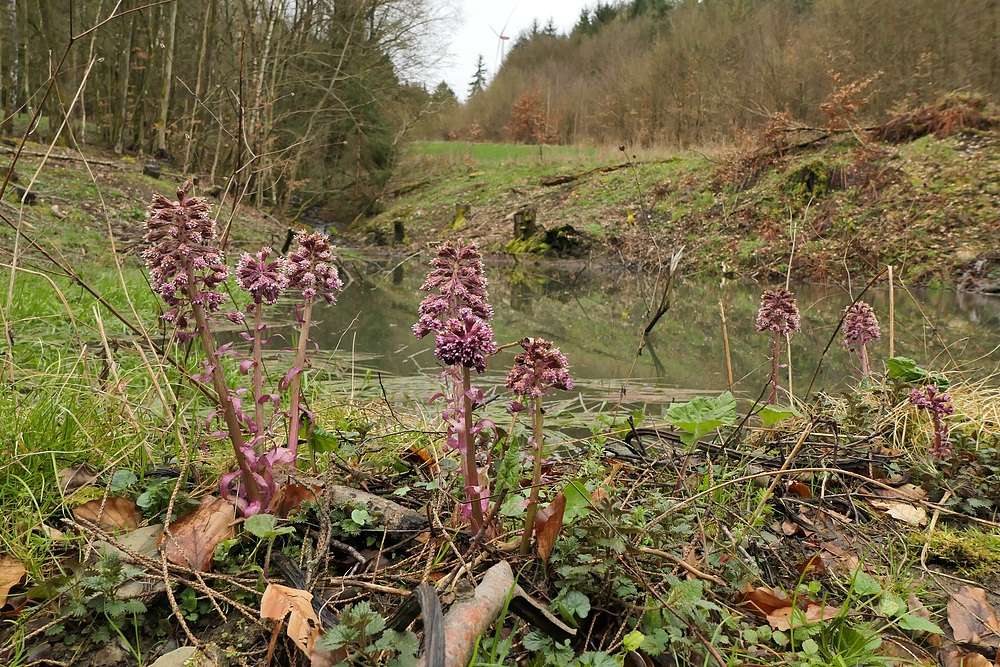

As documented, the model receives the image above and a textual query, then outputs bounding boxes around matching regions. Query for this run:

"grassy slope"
[366,134,1000,286]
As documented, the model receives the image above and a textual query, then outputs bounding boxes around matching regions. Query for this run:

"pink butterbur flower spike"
[909,384,954,458]
[143,181,262,509]
[843,301,880,376]
[414,241,497,533]
[284,232,344,456]
[506,338,573,554]
[756,288,801,405]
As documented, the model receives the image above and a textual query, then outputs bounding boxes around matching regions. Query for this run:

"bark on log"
[326,485,426,533]
[423,561,515,667]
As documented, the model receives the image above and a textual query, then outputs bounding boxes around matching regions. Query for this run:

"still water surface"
[309,258,999,411]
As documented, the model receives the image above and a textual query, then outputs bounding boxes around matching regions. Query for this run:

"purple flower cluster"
[755,288,801,336]
[142,182,228,328]
[506,338,574,399]
[843,301,880,375]
[414,241,497,372]
[909,384,954,458]
[236,247,288,305]
[843,301,881,348]
[286,232,344,305]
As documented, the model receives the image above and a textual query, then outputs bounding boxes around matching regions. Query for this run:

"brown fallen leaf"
[869,499,927,526]
[948,586,1000,649]
[940,647,993,667]
[787,481,812,499]
[272,483,318,518]
[159,496,235,572]
[796,553,825,576]
[0,556,26,608]
[73,497,142,531]
[736,585,792,617]
[535,491,567,563]
[766,603,842,631]
[261,584,322,655]
[58,464,97,493]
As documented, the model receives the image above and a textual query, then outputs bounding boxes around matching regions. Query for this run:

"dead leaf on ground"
[940,647,993,667]
[787,481,812,499]
[272,483,317,518]
[535,491,567,563]
[879,636,937,666]
[869,499,927,526]
[58,464,97,493]
[766,603,843,630]
[73,497,142,531]
[736,585,792,617]
[159,496,235,572]
[948,586,1000,649]
[0,556,26,607]
[796,553,825,576]
[261,583,322,655]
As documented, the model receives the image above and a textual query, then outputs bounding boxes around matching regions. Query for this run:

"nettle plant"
[143,182,342,515]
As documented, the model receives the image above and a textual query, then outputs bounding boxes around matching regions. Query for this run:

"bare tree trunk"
[0,0,15,134]
[183,0,214,172]
[155,0,178,157]
[113,10,135,154]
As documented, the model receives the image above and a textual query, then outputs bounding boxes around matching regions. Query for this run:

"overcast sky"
[429,0,593,100]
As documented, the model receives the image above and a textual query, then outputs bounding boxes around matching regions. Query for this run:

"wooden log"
[326,485,426,534]
[422,561,515,667]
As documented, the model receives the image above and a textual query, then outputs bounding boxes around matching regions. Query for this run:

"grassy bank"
[367,131,999,287]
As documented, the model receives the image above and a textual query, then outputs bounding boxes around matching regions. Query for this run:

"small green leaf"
[877,592,906,617]
[800,638,819,656]
[563,480,593,523]
[665,392,737,445]
[622,630,644,652]
[110,470,137,493]
[558,590,591,621]
[851,570,883,596]
[392,486,411,497]
[351,509,372,526]
[495,443,523,495]
[244,514,278,538]
[896,613,943,634]
[758,404,802,428]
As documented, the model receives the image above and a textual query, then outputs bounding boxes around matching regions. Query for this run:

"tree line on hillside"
[0,0,449,219]
[436,0,1000,147]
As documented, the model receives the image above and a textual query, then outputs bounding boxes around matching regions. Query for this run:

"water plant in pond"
[843,301,880,376]
[755,288,801,404]
[909,384,954,458]
[506,337,573,554]
[413,241,498,532]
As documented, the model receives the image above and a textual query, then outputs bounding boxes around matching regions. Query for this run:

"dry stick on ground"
[746,421,814,528]
[719,300,734,393]
[420,560,515,667]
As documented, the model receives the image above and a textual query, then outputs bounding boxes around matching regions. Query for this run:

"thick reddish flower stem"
[461,366,485,533]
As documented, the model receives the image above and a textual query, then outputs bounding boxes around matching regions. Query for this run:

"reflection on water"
[308,257,999,407]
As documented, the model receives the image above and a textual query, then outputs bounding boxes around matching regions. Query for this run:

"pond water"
[307,257,1000,414]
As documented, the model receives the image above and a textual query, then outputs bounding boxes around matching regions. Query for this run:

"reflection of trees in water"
[319,258,999,387]
[955,292,1000,325]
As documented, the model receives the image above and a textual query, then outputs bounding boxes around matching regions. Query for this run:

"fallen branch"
[422,560,515,667]
[327,484,427,533]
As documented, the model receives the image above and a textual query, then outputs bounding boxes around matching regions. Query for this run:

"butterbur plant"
[414,241,497,532]
[283,232,344,453]
[144,183,343,516]
[843,301,880,376]
[756,288,801,404]
[506,338,572,554]
[143,182,262,509]
[909,385,954,458]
